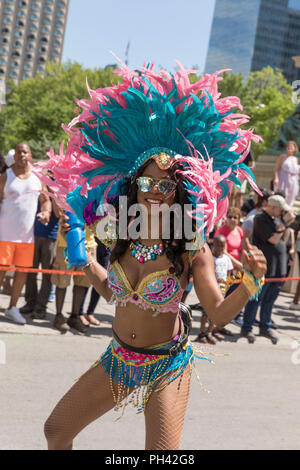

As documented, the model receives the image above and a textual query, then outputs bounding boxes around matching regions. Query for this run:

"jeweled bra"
[107,260,185,314]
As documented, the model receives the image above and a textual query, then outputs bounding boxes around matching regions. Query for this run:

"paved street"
[0,282,300,450]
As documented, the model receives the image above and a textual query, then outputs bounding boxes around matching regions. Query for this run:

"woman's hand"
[242,239,267,279]
[60,213,70,239]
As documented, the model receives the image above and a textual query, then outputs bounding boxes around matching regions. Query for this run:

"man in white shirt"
[0,143,51,324]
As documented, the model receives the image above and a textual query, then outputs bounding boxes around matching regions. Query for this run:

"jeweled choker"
[130,240,164,263]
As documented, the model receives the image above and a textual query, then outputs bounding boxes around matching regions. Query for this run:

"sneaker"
[5,307,26,325]
[232,314,244,327]
[240,329,256,344]
[54,314,70,333]
[193,333,207,343]
[259,330,278,345]
[289,302,300,311]
[20,304,35,314]
[31,308,47,320]
[67,315,87,334]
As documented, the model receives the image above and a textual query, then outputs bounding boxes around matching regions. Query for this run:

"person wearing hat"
[241,195,295,344]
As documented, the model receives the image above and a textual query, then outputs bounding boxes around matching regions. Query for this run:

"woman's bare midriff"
[113,303,182,348]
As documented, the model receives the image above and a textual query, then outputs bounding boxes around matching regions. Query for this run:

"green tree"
[218,67,295,157]
[0,62,120,158]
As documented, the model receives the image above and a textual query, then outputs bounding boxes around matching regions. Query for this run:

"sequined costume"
[39,59,263,449]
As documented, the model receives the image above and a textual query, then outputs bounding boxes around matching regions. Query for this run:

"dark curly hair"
[109,159,196,277]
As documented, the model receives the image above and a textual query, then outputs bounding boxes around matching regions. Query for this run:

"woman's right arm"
[61,213,113,301]
[83,252,113,302]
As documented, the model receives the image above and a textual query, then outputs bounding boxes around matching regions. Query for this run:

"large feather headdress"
[34,59,262,239]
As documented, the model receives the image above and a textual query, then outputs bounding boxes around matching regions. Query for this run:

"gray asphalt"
[1,283,300,450]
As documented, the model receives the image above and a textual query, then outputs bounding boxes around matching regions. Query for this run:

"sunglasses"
[136,176,177,195]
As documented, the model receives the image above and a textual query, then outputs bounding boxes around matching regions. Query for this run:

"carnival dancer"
[36,61,266,450]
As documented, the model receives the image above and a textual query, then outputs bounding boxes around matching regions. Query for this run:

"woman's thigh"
[144,366,192,450]
[44,363,116,448]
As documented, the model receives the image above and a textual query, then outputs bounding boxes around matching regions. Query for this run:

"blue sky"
[62,0,216,74]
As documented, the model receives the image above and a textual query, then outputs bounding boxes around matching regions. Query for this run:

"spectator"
[0,143,51,324]
[195,235,234,344]
[50,217,97,334]
[20,204,59,319]
[0,150,15,295]
[241,195,294,344]
[273,140,299,206]
[215,207,243,270]
[242,188,273,246]
[0,151,6,173]
[289,214,300,310]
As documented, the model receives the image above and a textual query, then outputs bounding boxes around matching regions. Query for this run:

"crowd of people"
[0,141,300,344]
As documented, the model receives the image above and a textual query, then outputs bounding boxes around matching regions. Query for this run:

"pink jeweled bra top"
[107,260,185,314]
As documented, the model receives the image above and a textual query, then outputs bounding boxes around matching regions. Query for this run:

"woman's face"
[286,142,297,156]
[136,160,176,210]
[226,212,239,230]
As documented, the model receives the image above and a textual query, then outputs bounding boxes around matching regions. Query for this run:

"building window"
[24,64,32,71]
[17,11,26,17]
[41,27,50,33]
[43,17,51,24]
[11,61,19,68]
[27,34,36,40]
[54,30,62,37]
[3,17,12,24]
[58,1,66,7]
[30,13,39,21]
[1,38,8,44]
[15,31,23,37]
[17,21,25,27]
[14,40,22,47]
[40,37,48,43]
[19,0,27,7]
[27,43,35,50]
[29,24,37,31]
[4,7,13,14]
[2,28,10,34]
[31,3,40,10]
[12,51,21,57]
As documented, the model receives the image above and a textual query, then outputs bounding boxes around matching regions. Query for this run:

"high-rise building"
[0,0,69,87]
[205,0,300,84]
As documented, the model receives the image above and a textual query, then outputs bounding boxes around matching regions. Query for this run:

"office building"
[0,0,69,87]
[205,0,300,83]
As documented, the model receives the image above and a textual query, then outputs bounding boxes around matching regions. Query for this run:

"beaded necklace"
[130,240,164,263]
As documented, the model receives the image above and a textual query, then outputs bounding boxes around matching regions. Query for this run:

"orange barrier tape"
[0,266,85,276]
[0,266,300,283]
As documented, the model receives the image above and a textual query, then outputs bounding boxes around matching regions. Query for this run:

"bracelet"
[241,269,265,300]
[83,258,97,270]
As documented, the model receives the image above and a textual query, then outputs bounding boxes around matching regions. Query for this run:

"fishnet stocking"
[144,365,192,450]
[44,363,116,450]
[44,361,192,450]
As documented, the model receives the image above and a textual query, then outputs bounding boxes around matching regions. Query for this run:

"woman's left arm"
[192,241,266,329]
